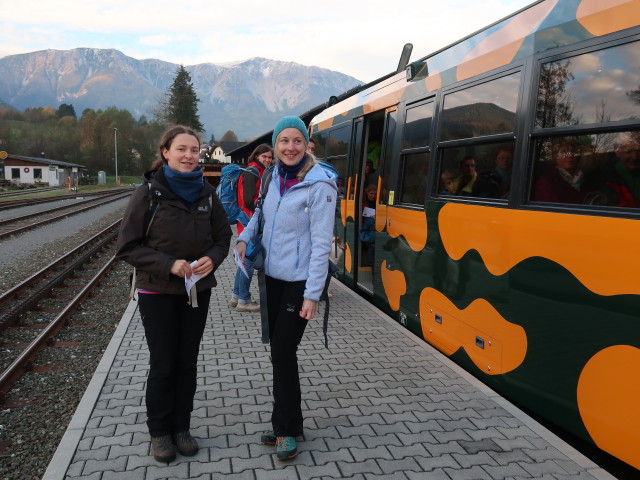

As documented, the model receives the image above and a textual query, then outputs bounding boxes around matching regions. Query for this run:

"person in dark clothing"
[230,144,273,312]
[534,138,595,204]
[606,132,640,206]
[116,125,232,463]
[475,144,514,198]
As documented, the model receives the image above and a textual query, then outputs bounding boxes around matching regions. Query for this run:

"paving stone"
[336,457,383,477]
[483,462,532,478]
[82,456,127,475]
[444,465,494,479]
[103,467,146,480]
[254,466,300,480]
[377,457,423,474]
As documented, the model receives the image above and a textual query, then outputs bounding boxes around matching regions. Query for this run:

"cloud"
[0,0,532,81]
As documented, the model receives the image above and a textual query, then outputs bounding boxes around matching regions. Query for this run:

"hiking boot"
[151,435,176,463]
[173,430,199,456]
[276,436,297,460]
[228,297,238,308]
[236,301,260,313]
[260,430,276,445]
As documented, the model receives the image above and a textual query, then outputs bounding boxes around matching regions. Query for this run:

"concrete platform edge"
[41,298,139,480]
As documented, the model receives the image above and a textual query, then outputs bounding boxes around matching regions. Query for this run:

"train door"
[355,108,396,295]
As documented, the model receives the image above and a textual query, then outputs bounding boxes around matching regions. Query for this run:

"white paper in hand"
[184,260,202,296]
[233,248,250,279]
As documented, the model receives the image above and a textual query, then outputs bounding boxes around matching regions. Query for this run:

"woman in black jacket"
[116,125,232,463]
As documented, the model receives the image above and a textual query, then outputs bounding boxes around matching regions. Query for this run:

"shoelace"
[276,437,295,450]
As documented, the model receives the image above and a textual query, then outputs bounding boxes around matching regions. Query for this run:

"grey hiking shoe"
[173,430,199,456]
[151,435,176,463]
[228,297,238,308]
[236,301,260,312]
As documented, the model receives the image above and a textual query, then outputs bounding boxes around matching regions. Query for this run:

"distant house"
[200,142,245,164]
[218,141,245,163]
[2,154,85,186]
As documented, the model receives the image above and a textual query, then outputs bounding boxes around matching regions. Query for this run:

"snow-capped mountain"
[0,48,362,140]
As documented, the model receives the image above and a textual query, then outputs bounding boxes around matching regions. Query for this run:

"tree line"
[0,65,239,177]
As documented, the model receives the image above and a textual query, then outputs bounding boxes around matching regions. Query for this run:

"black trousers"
[265,276,309,437]
[138,290,211,437]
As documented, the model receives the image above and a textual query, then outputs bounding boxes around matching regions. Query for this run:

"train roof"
[311,0,640,131]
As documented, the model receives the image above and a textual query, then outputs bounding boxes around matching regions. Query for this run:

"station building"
[1,154,85,187]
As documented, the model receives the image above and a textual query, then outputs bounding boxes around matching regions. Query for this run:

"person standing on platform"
[116,125,232,463]
[235,116,337,460]
[229,144,273,312]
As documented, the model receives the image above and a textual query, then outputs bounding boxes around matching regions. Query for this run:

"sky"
[0,0,534,84]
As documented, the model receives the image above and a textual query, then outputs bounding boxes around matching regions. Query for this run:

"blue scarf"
[277,154,308,195]
[162,164,204,204]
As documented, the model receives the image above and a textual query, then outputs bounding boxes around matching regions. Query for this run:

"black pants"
[138,290,211,437]
[265,276,308,437]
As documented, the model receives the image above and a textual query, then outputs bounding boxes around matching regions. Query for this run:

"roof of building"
[217,141,245,154]
[3,154,85,168]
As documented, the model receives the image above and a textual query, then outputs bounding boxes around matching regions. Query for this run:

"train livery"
[309,0,640,471]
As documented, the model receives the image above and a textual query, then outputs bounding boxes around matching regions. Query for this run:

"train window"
[379,110,397,205]
[399,152,430,205]
[437,141,515,198]
[441,72,520,141]
[326,125,350,157]
[326,157,348,197]
[404,102,434,149]
[311,131,327,159]
[535,40,640,129]
[529,132,640,208]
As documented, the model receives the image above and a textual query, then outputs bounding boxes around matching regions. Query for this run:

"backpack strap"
[130,186,159,299]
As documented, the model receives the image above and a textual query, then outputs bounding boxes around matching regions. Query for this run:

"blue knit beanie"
[272,116,309,146]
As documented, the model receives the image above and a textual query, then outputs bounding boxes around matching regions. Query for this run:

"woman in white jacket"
[236,116,337,460]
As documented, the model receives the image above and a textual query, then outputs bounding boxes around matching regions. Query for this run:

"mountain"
[0,48,362,140]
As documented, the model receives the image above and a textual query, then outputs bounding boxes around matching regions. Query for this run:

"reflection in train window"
[441,73,520,141]
[535,40,640,129]
[399,152,430,205]
[311,131,327,159]
[379,110,397,206]
[530,132,639,208]
[437,141,515,198]
[404,102,434,149]
[327,156,348,197]
[326,125,350,157]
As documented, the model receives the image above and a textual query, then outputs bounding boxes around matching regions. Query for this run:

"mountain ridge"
[0,48,362,140]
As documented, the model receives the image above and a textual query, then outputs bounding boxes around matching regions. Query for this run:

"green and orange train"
[308,0,640,471]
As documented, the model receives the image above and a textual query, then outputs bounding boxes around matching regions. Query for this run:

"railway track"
[0,220,126,402]
[0,189,126,211]
[0,186,64,199]
[0,190,131,239]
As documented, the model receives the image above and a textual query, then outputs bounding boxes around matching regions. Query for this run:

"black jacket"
[116,167,232,295]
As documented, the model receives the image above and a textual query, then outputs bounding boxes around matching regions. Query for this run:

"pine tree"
[165,65,204,131]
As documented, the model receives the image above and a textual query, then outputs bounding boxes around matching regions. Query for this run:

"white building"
[2,154,85,186]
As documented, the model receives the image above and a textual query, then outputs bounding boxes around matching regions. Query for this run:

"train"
[308,0,640,472]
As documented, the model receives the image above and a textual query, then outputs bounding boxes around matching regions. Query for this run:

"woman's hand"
[236,241,247,262]
[192,256,214,278]
[300,299,318,320]
[170,259,193,278]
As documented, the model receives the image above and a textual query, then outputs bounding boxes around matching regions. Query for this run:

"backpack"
[253,161,338,347]
[215,163,259,225]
